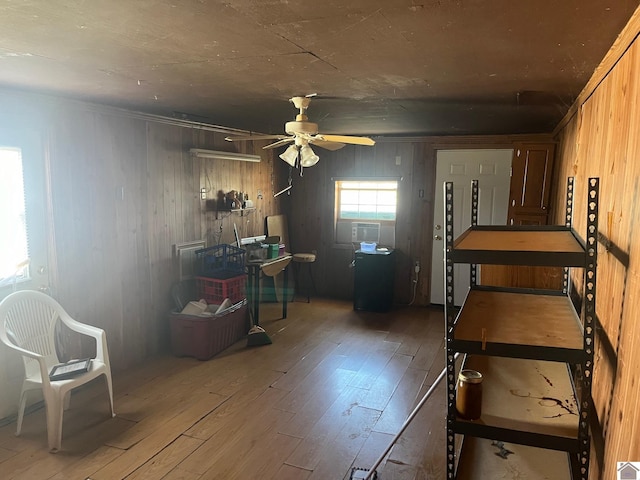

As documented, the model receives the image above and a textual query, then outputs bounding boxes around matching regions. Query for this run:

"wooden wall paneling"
[114,115,153,364]
[48,109,103,360]
[146,122,184,355]
[57,110,127,363]
[378,142,413,305]
[552,29,640,479]
[183,131,200,243]
[412,142,436,305]
[95,113,146,367]
[322,147,357,299]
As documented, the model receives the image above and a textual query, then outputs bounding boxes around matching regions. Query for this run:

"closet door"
[507,143,555,226]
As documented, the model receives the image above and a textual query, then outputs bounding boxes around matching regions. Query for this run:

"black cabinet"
[353,249,395,312]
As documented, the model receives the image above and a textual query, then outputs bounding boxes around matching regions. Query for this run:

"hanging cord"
[408,262,420,305]
[274,166,294,197]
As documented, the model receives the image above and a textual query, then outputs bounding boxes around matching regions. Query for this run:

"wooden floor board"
[178,387,293,475]
[284,385,370,470]
[183,369,284,441]
[0,299,448,480]
[348,341,401,390]
[91,395,227,479]
[47,446,124,480]
[227,432,302,480]
[373,366,429,435]
[126,435,203,480]
[277,368,356,438]
[306,405,381,480]
[359,353,413,411]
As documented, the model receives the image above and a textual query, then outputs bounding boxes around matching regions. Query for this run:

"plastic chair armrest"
[2,341,45,362]
[59,314,109,361]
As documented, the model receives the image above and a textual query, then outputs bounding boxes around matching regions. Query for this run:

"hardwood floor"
[0,299,447,480]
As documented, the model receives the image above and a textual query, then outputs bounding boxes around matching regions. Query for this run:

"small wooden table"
[246,254,292,327]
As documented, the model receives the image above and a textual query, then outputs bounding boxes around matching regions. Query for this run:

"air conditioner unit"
[352,222,380,243]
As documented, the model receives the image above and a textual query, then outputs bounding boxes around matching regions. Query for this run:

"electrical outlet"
[414,260,420,273]
[200,188,206,200]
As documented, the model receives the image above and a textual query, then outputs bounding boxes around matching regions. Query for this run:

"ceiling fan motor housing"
[285,120,318,136]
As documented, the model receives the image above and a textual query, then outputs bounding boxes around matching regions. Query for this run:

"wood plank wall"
[551,15,640,479]
[0,90,280,373]
[281,136,554,305]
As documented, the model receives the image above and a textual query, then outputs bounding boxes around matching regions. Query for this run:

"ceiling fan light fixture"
[279,144,299,167]
[300,145,319,167]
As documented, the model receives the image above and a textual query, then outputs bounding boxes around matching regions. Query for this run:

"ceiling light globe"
[300,145,319,167]
[279,145,299,167]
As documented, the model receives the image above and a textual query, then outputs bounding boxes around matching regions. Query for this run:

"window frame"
[0,128,50,298]
[332,176,400,247]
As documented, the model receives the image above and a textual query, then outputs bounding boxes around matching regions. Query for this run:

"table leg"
[282,265,288,319]
[248,266,260,327]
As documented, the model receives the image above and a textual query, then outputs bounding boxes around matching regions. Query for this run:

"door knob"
[434,235,442,240]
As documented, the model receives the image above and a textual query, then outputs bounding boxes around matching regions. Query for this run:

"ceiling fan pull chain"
[288,166,293,194]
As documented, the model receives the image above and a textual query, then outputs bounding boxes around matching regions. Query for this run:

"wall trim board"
[553,4,640,137]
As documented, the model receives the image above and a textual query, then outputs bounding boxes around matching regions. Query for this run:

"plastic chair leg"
[45,393,64,452]
[105,372,116,417]
[15,387,28,436]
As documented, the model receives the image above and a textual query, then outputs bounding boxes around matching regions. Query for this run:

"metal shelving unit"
[444,177,599,480]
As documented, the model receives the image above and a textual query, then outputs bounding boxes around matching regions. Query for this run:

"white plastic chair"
[0,290,115,452]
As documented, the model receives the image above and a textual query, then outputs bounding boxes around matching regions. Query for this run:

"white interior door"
[430,149,512,305]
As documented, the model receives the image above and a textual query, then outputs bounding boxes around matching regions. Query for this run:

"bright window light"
[0,147,29,287]
[336,180,397,221]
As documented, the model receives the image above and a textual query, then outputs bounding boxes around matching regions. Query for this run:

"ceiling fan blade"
[316,134,375,146]
[311,139,345,151]
[225,135,286,142]
[263,137,295,149]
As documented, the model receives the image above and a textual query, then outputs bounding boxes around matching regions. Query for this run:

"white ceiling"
[0,0,637,136]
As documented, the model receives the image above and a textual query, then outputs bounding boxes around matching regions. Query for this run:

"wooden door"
[507,143,555,225]
[484,144,561,291]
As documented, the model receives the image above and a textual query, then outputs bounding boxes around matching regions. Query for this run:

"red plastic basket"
[196,274,246,304]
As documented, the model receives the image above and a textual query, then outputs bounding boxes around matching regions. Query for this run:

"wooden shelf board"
[456,356,579,439]
[455,229,584,253]
[455,437,572,479]
[454,289,583,353]
[453,228,586,266]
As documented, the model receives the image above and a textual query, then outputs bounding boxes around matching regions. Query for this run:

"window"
[0,146,29,288]
[336,180,398,221]
[334,179,398,247]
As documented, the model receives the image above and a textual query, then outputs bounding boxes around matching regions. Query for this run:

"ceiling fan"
[224,95,375,170]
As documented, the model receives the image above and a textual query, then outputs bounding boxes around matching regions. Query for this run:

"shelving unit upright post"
[443,176,599,480]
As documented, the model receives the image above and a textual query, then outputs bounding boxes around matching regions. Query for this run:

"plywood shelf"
[455,355,579,451]
[453,287,584,362]
[455,437,572,480]
[452,226,586,266]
